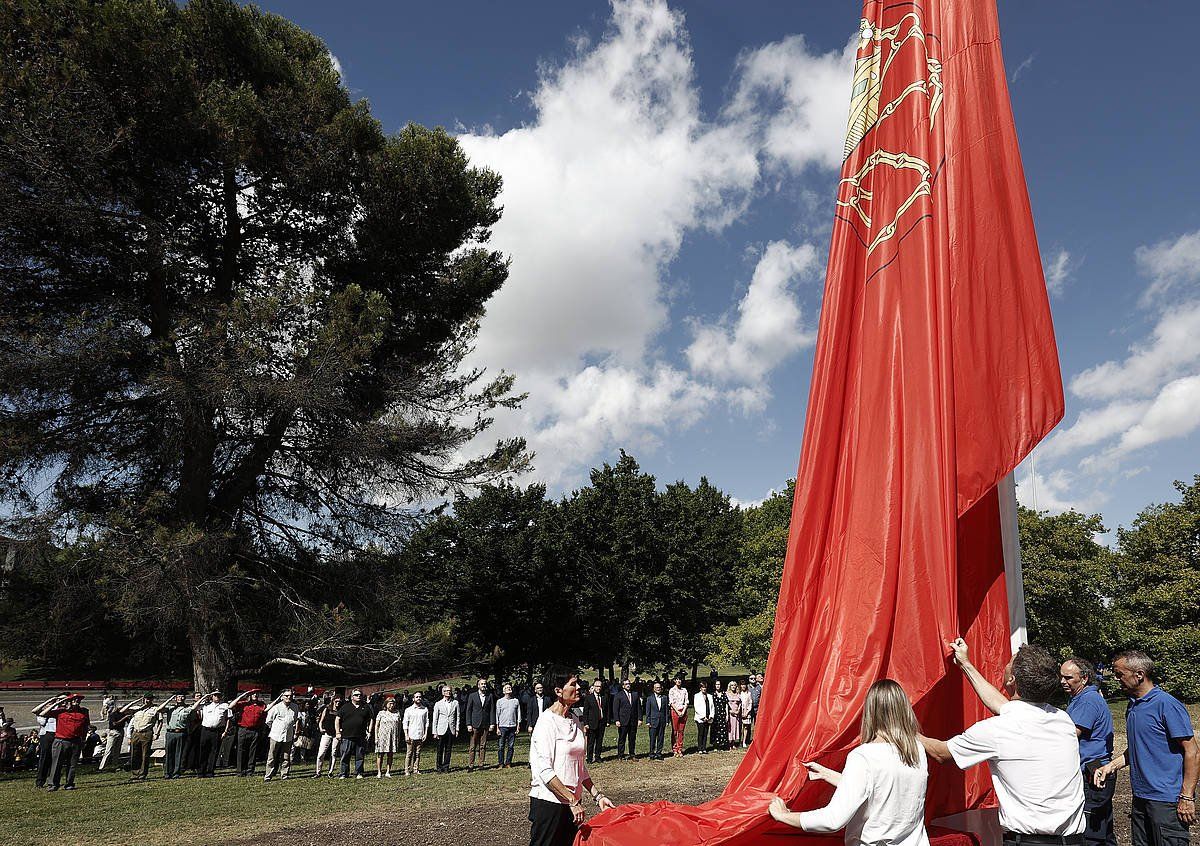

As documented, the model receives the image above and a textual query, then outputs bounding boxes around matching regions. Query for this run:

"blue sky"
[256,1,1200,534]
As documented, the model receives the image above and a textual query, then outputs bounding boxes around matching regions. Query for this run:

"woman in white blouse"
[768,679,929,846]
[528,674,617,846]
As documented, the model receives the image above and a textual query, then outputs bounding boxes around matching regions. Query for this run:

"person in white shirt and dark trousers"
[768,679,929,846]
[528,674,616,846]
[693,682,715,754]
[921,639,1085,846]
[263,688,301,781]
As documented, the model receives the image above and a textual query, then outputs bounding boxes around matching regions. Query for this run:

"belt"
[1002,833,1083,846]
[167,728,186,733]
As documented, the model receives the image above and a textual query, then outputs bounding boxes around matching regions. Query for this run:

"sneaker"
[264,775,272,781]
[338,774,347,779]
[64,785,76,790]
[280,775,288,780]
[356,774,363,779]
[384,771,392,778]
[375,772,381,779]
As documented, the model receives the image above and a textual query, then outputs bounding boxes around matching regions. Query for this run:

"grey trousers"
[98,728,123,769]
[49,738,81,788]
[164,731,186,777]
[1130,796,1190,846]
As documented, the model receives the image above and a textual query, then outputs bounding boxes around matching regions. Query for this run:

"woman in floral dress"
[711,680,729,750]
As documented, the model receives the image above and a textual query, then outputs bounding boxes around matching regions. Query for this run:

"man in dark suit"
[612,678,642,759]
[525,681,555,733]
[463,678,495,772]
[581,679,608,764]
[643,680,669,760]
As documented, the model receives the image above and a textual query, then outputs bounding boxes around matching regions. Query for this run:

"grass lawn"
[0,717,731,846]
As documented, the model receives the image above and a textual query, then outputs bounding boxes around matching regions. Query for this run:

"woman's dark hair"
[1011,644,1062,703]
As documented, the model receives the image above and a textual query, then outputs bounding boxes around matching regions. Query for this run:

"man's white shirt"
[200,701,231,729]
[946,699,1084,835]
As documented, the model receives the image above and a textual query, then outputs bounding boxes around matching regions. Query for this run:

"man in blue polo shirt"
[1095,650,1198,846]
[1061,657,1115,846]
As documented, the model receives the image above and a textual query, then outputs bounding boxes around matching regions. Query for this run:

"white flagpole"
[997,472,1027,652]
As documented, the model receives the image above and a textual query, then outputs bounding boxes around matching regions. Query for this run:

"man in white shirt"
[263,688,302,781]
[921,639,1085,843]
[198,689,250,777]
[668,677,689,758]
[692,681,715,755]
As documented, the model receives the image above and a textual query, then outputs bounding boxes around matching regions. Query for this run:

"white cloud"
[1043,248,1073,297]
[1069,300,1200,401]
[1135,229,1200,306]
[1009,54,1035,84]
[329,52,344,82]
[686,240,819,406]
[455,0,850,487]
[1040,399,1149,460]
[725,35,855,174]
[1107,374,1200,457]
[1015,464,1106,515]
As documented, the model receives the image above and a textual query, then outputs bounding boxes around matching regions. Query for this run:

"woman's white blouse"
[528,709,590,804]
[797,742,930,846]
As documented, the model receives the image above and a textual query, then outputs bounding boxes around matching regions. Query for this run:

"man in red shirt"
[45,693,90,791]
[229,690,266,776]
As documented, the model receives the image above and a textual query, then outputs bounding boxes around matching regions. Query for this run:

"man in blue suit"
[612,678,642,759]
[643,681,669,761]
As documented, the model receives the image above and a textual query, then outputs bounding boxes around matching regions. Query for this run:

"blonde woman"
[768,679,928,846]
[372,697,402,778]
[727,682,743,746]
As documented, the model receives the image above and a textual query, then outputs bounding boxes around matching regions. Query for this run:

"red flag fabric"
[578,1,1063,844]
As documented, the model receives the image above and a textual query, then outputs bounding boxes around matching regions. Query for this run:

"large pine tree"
[0,0,526,690]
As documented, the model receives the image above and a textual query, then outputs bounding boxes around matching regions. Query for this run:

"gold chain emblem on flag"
[839,12,943,256]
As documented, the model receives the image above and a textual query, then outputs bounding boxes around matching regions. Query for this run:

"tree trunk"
[188,622,236,696]
[690,661,698,682]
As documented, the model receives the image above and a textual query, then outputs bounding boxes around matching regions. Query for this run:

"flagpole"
[997,472,1027,652]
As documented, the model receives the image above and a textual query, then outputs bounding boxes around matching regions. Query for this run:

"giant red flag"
[579,0,1063,844]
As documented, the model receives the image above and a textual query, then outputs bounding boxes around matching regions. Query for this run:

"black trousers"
[616,722,637,757]
[1081,766,1116,846]
[235,727,259,774]
[436,733,454,771]
[198,726,222,776]
[35,734,55,786]
[586,724,605,762]
[696,720,710,752]
[1130,796,1190,846]
[184,728,201,770]
[529,796,575,846]
[647,724,665,757]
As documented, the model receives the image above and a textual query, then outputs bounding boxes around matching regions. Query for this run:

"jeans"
[129,729,154,778]
[235,726,259,775]
[1130,796,1190,846]
[436,733,454,771]
[647,723,665,758]
[497,726,517,766]
[164,731,186,777]
[339,736,366,776]
[49,738,81,788]
[315,734,337,774]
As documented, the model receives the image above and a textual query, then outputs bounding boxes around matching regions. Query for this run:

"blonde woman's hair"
[860,679,921,767]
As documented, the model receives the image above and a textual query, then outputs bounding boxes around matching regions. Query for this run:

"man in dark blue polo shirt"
[1095,650,1198,846]
[1061,657,1115,846]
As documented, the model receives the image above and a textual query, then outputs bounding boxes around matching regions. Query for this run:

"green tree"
[1112,476,1200,700]
[1017,506,1119,663]
[656,477,742,675]
[400,483,565,677]
[557,452,662,675]
[0,0,525,691]
[704,481,794,671]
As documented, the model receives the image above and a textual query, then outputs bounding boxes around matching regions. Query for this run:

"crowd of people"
[6,649,1196,846]
[2,671,766,788]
